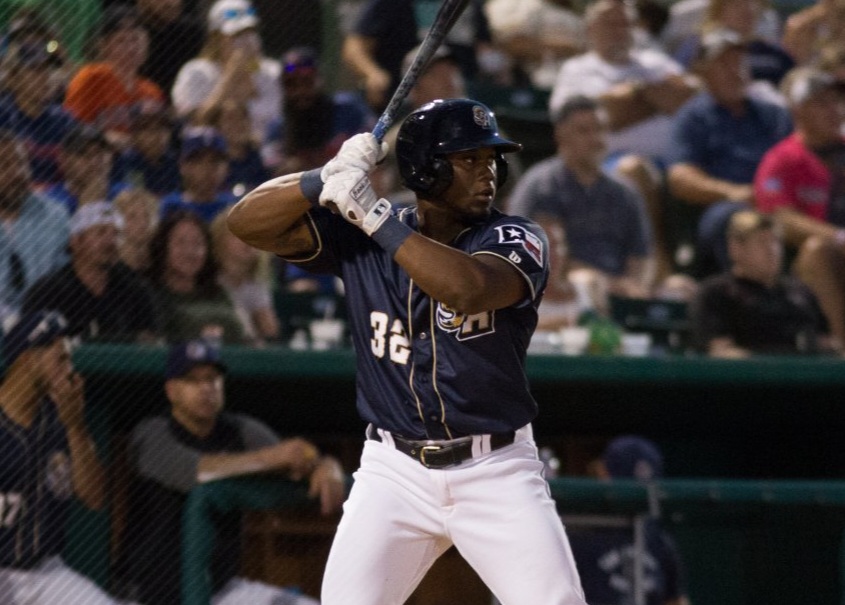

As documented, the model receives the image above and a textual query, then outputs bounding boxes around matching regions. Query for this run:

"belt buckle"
[419,444,442,468]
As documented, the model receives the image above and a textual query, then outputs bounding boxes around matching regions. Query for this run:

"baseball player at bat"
[228,98,587,604]
[0,311,123,604]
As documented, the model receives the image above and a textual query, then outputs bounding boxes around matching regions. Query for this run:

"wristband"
[299,168,324,207]
[371,215,413,257]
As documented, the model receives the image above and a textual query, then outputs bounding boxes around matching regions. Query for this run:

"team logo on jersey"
[45,451,73,500]
[436,303,494,341]
[495,225,543,266]
[472,105,491,129]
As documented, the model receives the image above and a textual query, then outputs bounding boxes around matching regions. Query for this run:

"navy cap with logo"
[602,435,664,480]
[2,310,69,369]
[165,341,228,380]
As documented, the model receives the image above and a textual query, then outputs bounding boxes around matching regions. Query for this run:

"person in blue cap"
[124,340,344,604]
[568,436,690,605]
[0,310,121,604]
[159,125,240,223]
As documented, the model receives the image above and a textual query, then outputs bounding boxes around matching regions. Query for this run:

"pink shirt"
[754,133,832,221]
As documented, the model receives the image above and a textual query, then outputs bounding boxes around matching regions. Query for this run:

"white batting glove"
[321,133,388,181]
[320,169,392,236]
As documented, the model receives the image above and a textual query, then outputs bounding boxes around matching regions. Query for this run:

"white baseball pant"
[320,424,587,605]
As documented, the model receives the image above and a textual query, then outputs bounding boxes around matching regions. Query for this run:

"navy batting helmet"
[396,99,522,198]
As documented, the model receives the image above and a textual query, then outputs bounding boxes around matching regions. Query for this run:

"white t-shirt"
[548,49,685,161]
[484,0,585,89]
[171,57,282,142]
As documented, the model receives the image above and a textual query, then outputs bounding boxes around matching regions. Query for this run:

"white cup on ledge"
[309,319,345,350]
[621,332,652,357]
[559,326,590,356]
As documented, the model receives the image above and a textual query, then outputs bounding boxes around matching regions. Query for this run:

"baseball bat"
[372,0,472,142]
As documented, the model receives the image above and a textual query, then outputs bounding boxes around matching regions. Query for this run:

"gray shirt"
[129,413,279,494]
[507,156,652,276]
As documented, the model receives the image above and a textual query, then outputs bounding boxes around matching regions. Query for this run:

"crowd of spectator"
[1,1,844,603]
[1,0,844,357]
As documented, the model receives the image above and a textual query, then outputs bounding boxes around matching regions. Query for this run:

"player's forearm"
[227,173,315,255]
[66,427,106,511]
[393,232,526,313]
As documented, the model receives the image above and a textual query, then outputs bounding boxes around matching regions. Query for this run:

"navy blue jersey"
[0,401,73,567]
[568,520,687,605]
[289,205,549,439]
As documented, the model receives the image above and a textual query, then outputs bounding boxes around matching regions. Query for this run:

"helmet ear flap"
[426,157,454,198]
[495,154,509,190]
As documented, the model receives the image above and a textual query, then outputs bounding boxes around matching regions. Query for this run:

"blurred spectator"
[691,210,837,357]
[160,126,238,222]
[171,0,281,143]
[341,0,498,111]
[484,0,585,90]
[817,41,845,83]
[377,44,468,203]
[673,0,794,93]
[63,5,165,148]
[666,28,792,277]
[206,99,269,195]
[548,0,699,278]
[754,66,845,343]
[662,0,782,55]
[113,107,181,196]
[0,3,100,65]
[136,0,205,93]
[782,0,845,65]
[210,212,280,344]
[44,123,130,215]
[124,341,342,604]
[22,202,159,343]
[535,219,591,331]
[0,37,76,186]
[263,46,374,176]
[549,0,699,166]
[113,187,160,272]
[508,96,656,300]
[569,435,690,605]
[0,311,118,604]
[146,210,245,344]
[0,130,69,325]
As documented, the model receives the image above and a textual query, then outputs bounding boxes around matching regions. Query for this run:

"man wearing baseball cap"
[666,27,792,278]
[159,126,239,223]
[123,340,344,604]
[754,65,845,346]
[0,37,75,186]
[0,311,121,603]
[22,201,159,343]
[568,436,690,605]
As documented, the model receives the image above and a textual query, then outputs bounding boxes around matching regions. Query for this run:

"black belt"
[368,425,516,469]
